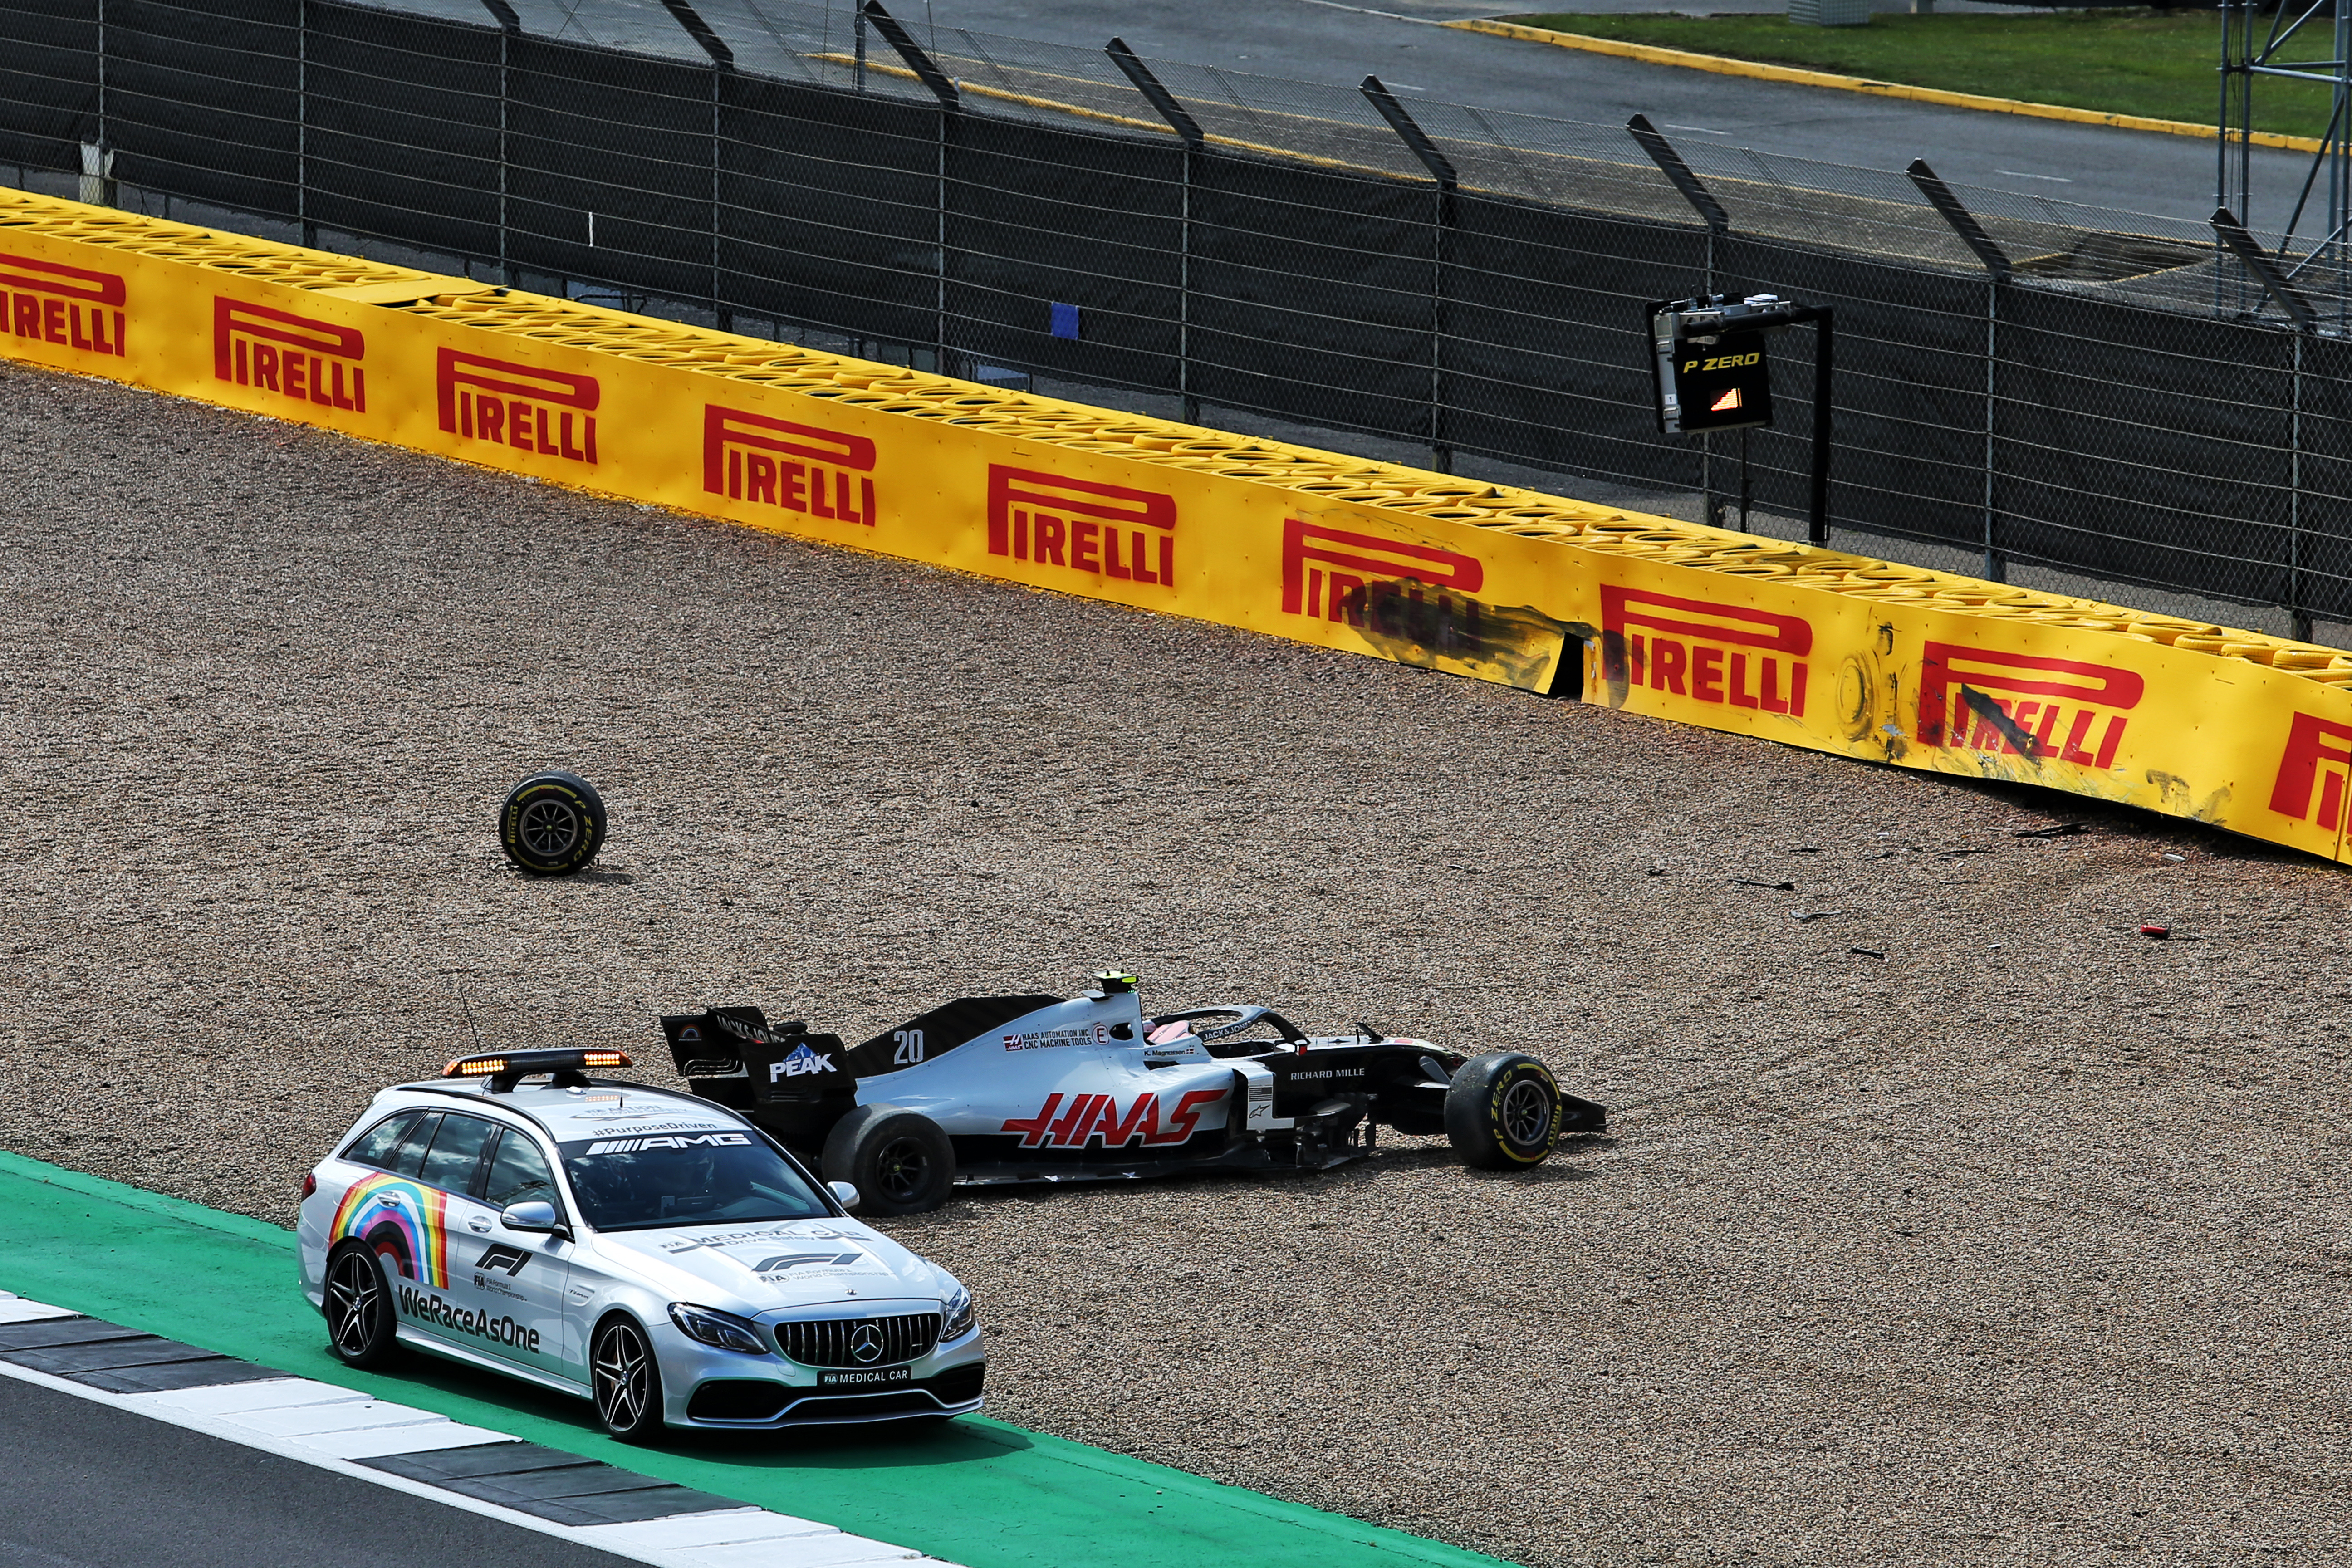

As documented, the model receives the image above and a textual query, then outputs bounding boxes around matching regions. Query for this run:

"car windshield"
[557,1128,830,1231]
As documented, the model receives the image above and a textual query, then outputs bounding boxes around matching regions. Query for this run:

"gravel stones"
[3,362,2348,1566]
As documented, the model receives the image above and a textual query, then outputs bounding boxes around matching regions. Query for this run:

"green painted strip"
[0,1151,1504,1568]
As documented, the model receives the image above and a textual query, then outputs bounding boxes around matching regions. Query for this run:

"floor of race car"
[2,361,2347,1568]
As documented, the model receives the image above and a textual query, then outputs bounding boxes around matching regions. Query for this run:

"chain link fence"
[5,0,2347,634]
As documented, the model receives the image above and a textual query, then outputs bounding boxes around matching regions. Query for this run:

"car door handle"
[468,1219,492,1234]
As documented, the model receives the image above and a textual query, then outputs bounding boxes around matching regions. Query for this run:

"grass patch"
[1497,10,2329,140]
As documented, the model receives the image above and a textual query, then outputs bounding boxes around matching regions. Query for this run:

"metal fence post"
[1364,76,1456,473]
[297,0,310,246]
[1908,161,2013,581]
[1108,39,1203,425]
[2293,333,2309,640]
[1630,115,1730,523]
[475,0,521,284]
[651,0,736,329]
[860,2,958,372]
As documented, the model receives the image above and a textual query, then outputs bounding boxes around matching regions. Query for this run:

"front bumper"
[657,1322,987,1430]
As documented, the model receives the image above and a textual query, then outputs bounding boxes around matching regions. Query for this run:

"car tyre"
[592,1315,665,1443]
[822,1105,956,1215]
[1444,1052,1565,1171]
[500,770,608,877]
[323,1242,401,1369]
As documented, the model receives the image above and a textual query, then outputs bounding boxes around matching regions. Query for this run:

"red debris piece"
[2139,925,2171,939]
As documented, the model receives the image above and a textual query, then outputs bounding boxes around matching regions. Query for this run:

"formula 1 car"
[299,1048,984,1441]
[660,972,1605,1214]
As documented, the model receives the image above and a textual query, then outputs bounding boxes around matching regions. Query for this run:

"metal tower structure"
[2219,0,2352,323]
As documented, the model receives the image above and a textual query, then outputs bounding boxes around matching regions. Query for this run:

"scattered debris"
[1791,909,1847,923]
[2140,924,2170,939]
[1646,865,1667,877]
[1788,844,1821,853]
[1735,877,1797,891]
[1849,946,1887,960]
[2013,822,2089,839]
[2159,853,2187,862]
[1937,847,1994,859]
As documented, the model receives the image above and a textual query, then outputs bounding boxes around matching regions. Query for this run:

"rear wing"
[660,1007,848,1107]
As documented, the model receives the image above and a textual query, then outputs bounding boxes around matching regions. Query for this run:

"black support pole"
[1807,307,1833,546]
[1108,39,1204,425]
[1627,113,1728,234]
[1363,76,1455,472]
[2213,206,2318,331]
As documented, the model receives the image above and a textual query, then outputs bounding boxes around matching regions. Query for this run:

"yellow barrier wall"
[9,187,2352,862]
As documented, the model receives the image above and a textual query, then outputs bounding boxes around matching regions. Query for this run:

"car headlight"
[941,1284,977,1342]
[667,1303,767,1355]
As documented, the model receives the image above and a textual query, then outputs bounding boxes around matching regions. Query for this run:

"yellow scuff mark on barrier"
[5,185,2352,860]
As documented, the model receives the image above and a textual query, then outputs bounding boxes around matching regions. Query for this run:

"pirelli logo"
[704,404,876,525]
[3,251,126,359]
[1280,519,1479,628]
[1602,586,1811,715]
[436,348,598,465]
[214,299,365,413]
[988,466,1175,586]
[2268,711,2352,833]
[1916,642,2141,765]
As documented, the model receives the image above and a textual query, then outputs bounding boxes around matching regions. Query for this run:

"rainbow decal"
[330,1173,449,1289]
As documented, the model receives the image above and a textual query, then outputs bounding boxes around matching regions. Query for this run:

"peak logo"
[988,466,1175,587]
[437,349,598,464]
[1916,642,2141,765]
[705,404,876,525]
[214,299,364,413]
[1602,586,1811,715]
[4,252,126,359]
[1281,519,1480,630]
[1002,1088,1224,1149]
[768,1044,837,1082]
[2268,711,2352,833]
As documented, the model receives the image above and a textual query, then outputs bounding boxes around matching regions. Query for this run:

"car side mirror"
[828,1181,861,1212]
[500,1200,560,1234]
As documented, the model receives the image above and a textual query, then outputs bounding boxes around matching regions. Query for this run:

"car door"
[465,1124,582,1387]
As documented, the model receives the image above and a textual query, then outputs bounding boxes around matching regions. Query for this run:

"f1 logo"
[473,1244,531,1277]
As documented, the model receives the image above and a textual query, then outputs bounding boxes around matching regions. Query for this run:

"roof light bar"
[442,1047,633,1092]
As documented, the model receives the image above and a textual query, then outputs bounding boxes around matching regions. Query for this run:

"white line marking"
[1995,169,2073,182]
[1288,0,1444,25]
[0,1297,969,1568]
[1664,123,1730,136]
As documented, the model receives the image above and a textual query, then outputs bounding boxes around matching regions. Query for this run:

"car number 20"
[892,1029,926,1066]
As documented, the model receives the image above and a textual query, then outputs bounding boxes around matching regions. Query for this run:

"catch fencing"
[2,0,2346,631]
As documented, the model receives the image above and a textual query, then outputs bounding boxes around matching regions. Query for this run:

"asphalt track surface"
[5,360,2352,1566]
[0,1376,638,1568]
[914,0,2307,221]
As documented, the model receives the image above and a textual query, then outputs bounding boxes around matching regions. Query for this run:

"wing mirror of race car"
[500,1200,570,1240]
[828,1181,862,1212]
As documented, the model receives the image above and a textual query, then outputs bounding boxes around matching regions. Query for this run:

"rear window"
[381,1112,442,1179]
[417,1113,499,1195]
[342,1110,420,1170]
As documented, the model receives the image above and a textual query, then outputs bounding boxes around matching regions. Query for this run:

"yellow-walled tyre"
[499,770,607,876]
[1443,1052,1564,1171]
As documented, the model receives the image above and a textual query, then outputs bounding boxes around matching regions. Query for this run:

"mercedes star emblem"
[849,1323,885,1364]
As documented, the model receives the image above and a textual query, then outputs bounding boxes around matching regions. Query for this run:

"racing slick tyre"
[592,1315,666,1443]
[1444,1052,1565,1171]
[499,770,608,876]
[322,1242,401,1369]
[822,1105,957,1216]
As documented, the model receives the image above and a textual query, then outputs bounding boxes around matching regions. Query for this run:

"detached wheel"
[500,770,607,876]
[592,1316,665,1443]
[323,1242,400,1369]
[1444,1052,1565,1171]
[822,1105,956,1215]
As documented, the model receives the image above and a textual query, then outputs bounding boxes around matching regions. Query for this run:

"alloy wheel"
[1500,1078,1554,1149]
[325,1250,381,1357]
[518,798,582,858]
[594,1320,651,1431]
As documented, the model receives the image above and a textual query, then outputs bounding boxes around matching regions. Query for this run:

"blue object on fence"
[1049,301,1082,341]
